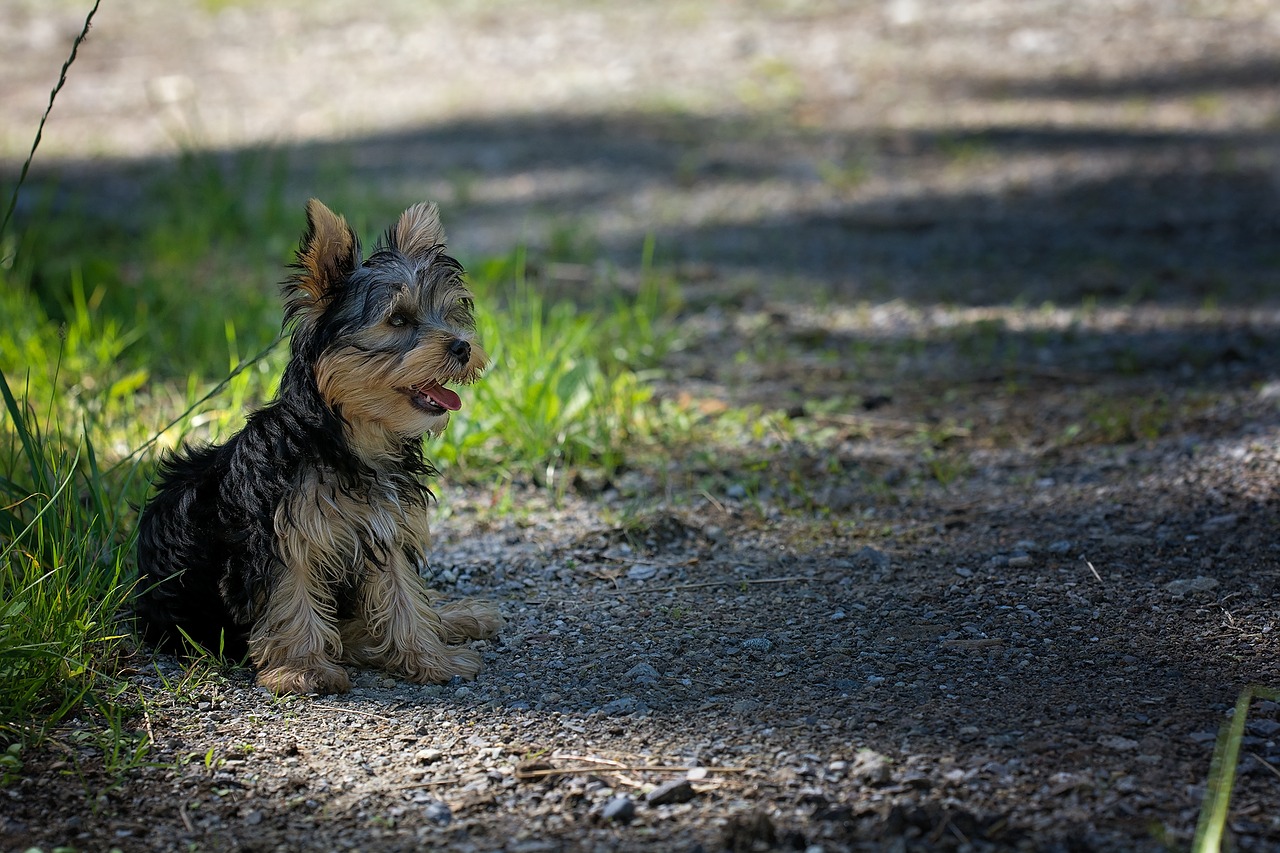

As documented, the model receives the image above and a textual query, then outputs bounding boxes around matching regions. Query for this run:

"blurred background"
[6,0,1279,304]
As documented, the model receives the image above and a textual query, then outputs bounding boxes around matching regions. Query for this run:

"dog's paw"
[258,661,351,695]
[436,599,504,643]
[399,646,485,684]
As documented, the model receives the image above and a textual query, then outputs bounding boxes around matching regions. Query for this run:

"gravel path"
[4,1,1280,850]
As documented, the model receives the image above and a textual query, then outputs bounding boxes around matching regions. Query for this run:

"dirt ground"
[4,1,1280,851]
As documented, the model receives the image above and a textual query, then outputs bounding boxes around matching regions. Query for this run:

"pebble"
[1048,540,1074,554]
[1098,735,1139,751]
[830,610,847,621]
[601,796,636,823]
[1164,576,1219,596]
[741,637,773,653]
[415,748,444,765]
[732,698,762,714]
[627,564,658,581]
[646,779,696,805]
[852,546,891,572]
[625,663,662,684]
[423,799,453,825]
[454,686,475,699]
[1007,554,1033,568]
[1202,513,1239,532]
[848,749,892,785]
[1249,719,1280,737]
[601,696,641,716]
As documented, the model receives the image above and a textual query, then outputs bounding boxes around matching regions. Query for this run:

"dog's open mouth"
[405,381,462,415]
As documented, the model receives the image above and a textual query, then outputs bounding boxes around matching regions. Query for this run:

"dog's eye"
[388,312,413,328]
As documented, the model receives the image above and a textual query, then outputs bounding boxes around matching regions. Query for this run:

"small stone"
[732,698,762,714]
[1249,719,1280,737]
[415,748,444,765]
[244,809,263,825]
[686,767,709,781]
[423,799,452,825]
[1164,576,1219,596]
[830,610,847,621]
[741,637,773,653]
[1202,513,1239,532]
[848,748,892,785]
[954,567,973,578]
[625,663,662,684]
[646,778,696,805]
[1007,554,1033,568]
[852,546,891,572]
[1048,540,1073,554]
[627,564,658,581]
[454,685,475,699]
[726,484,747,500]
[1098,735,1139,751]
[539,692,562,705]
[601,696,641,716]
[601,796,636,823]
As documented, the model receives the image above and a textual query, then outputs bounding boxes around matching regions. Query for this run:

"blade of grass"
[0,0,103,243]
[1192,685,1280,853]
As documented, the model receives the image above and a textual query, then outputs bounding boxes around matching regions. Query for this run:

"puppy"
[135,199,502,694]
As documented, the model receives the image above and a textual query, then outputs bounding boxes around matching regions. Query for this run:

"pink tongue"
[421,383,461,411]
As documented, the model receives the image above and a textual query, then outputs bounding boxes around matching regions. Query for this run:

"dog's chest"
[277,470,430,578]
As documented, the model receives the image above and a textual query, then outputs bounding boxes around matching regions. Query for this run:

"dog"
[134,199,503,695]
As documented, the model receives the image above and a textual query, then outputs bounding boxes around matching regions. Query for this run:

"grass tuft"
[0,370,137,748]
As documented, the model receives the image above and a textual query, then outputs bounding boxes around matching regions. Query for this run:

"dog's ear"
[391,202,446,260]
[285,199,361,327]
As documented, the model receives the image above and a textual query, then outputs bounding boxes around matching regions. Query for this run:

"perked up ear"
[284,198,360,328]
[392,202,447,259]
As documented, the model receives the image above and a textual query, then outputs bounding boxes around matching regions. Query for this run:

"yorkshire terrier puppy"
[135,199,502,695]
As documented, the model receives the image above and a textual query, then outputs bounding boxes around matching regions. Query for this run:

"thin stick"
[178,802,195,833]
[514,764,743,780]
[1084,558,1103,583]
[1250,751,1280,782]
[699,490,726,514]
[0,0,102,242]
[140,700,156,748]
[385,777,460,792]
[643,576,811,594]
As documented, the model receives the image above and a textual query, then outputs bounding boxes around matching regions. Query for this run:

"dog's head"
[283,199,487,444]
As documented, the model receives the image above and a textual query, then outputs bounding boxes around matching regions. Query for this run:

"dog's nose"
[449,338,471,364]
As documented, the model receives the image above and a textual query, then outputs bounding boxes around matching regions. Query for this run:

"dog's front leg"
[350,548,489,683]
[249,555,349,695]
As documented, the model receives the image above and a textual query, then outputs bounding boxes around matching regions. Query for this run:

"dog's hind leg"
[431,597,504,644]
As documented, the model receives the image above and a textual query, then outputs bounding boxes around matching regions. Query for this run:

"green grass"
[0,370,138,747]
